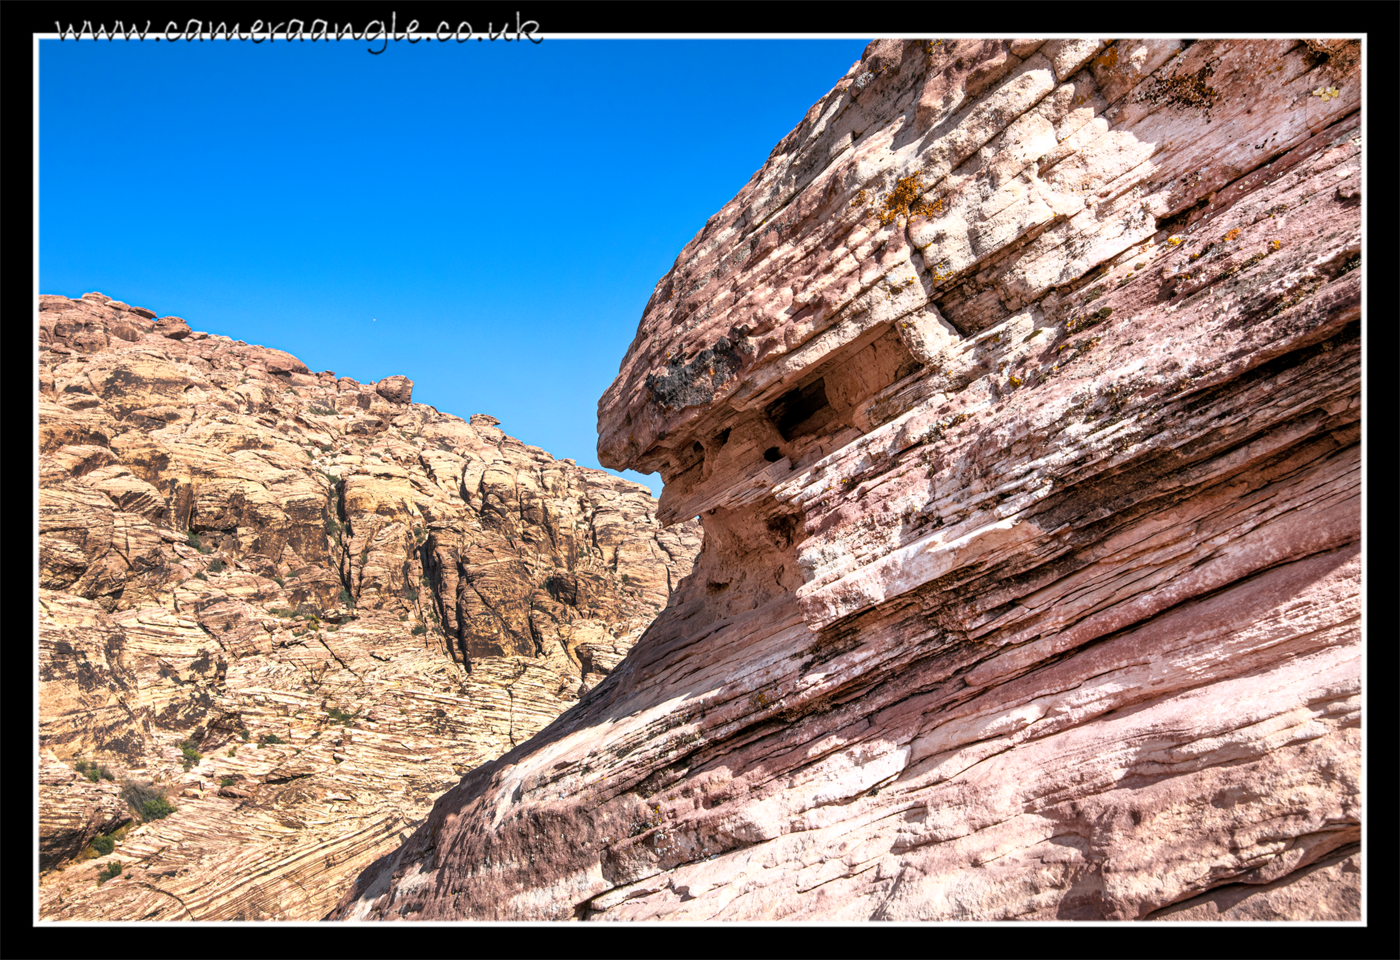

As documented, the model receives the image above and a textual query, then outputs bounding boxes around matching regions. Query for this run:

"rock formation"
[37,293,700,920]
[332,38,1362,921]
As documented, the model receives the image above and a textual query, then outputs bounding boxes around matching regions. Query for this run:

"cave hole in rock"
[765,377,836,442]
[764,447,782,462]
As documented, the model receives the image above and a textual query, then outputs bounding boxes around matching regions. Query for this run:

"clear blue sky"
[39,36,872,496]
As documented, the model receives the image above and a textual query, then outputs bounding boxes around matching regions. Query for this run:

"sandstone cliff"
[332,38,1361,921]
[37,293,700,920]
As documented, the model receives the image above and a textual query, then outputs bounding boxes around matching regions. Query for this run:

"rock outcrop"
[332,38,1361,921]
[37,292,700,920]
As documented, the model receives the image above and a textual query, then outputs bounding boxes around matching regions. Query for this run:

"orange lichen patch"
[1224,228,1241,242]
[1093,45,1119,70]
[878,175,943,225]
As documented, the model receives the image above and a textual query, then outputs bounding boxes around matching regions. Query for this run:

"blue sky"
[39,36,872,496]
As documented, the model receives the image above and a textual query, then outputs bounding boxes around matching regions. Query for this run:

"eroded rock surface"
[36,293,700,920]
[333,38,1361,922]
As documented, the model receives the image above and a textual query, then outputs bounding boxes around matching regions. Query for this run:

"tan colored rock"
[155,316,192,339]
[374,375,413,405]
[334,38,1361,922]
[37,293,700,921]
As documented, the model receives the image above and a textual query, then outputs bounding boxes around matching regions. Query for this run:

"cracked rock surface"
[332,38,1361,922]
[37,293,699,921]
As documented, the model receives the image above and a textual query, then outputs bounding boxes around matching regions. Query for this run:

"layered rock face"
[37,293,700,920]
[332,38,1361,922]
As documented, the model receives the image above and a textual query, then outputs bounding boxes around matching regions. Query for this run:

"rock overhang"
[337,37,1362,922]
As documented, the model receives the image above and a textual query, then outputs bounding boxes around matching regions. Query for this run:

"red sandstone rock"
[333,38,1361,922]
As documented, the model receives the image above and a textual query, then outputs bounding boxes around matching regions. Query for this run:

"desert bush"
[207,559,226,573]
[74,759,116,783]
[97,861,123,885]
[411,624,427,636]
[257,733,284,747]
[179,740,202,770]
[120,779,175,822]
[220,776,236,787]
[326,706,357,725]
[91,834,116,856]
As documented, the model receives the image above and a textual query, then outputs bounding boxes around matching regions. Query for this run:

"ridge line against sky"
[38,33,877,497]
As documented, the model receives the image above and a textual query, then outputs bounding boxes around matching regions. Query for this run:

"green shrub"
[411,624,427,636]
[207,559,226,574]
[142,796,176,821]
[258,733,284,747]
[121,779,174,822]
[91,834,116,856]
[74,759,115,783]
[220,776,236,787]
[179,740,202,770]
[194,572,208,581]
[339,588,354,607]
[326,706,357,725]
[97,861,123,885]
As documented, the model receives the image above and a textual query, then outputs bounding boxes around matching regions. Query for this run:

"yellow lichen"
[1224,228,1240,242]
[1167,236,1184,246]
[1311,86,1341,103]
[878,174,942,225]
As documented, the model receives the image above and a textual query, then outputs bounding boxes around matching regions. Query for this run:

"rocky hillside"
[37,292,701,921]
[333,38,1361,921]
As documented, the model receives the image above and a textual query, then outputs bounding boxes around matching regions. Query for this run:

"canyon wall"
[332,38,1361,922]
[37,293,700,920]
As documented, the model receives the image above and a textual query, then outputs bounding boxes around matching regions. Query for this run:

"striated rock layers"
[37,292,700,920]
[332,38,1362,922]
